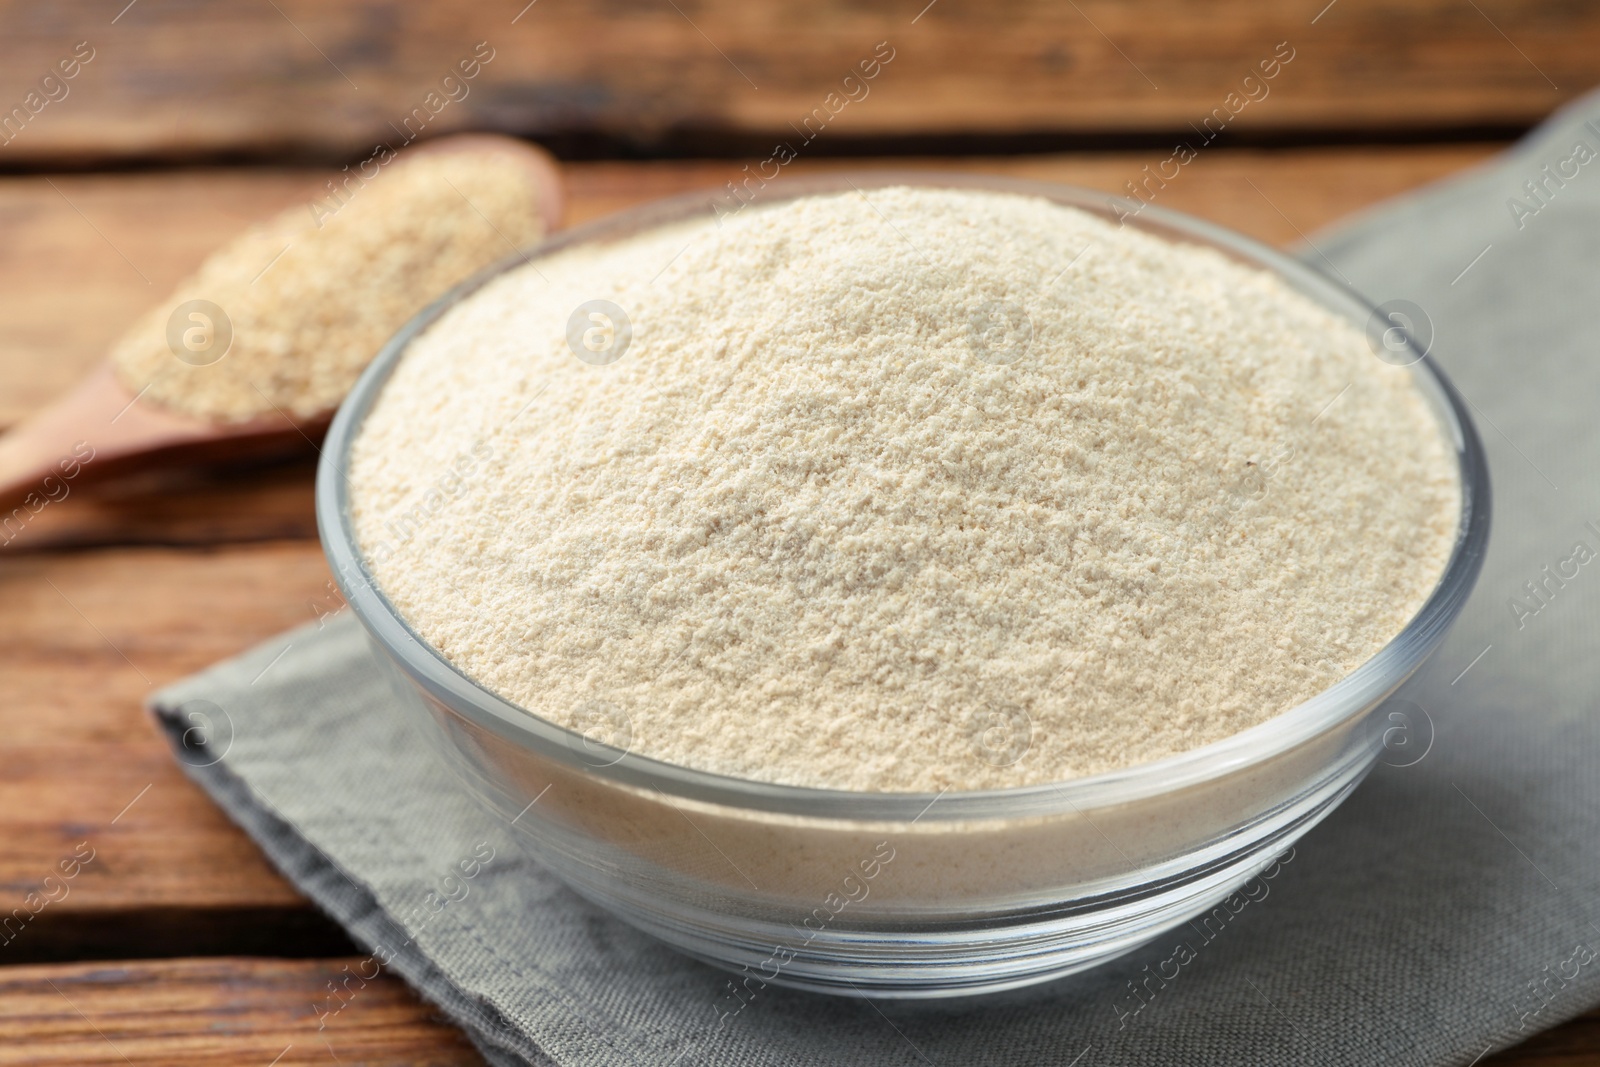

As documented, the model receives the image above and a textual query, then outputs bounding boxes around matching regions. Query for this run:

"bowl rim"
[316,169,1491,822]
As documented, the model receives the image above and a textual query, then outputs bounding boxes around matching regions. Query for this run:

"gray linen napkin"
[152,97,1600,1066]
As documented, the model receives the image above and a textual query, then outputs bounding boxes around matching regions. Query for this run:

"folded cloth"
[152,94,1600,1066]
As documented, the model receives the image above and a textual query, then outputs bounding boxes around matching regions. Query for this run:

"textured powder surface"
[348,187,1460,793]
[112,150,547,423]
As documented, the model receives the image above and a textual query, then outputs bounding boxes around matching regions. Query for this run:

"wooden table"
[2,2,1598,1062]
[5,148,1595,1067]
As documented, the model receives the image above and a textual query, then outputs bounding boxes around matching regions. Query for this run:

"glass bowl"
[317,172,1490,999]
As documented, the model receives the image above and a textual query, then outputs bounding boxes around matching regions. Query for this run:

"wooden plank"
[0,957,483,1066]
[0,1,1586,165]
[0,954,1590,1065]
[1491,1008,1600,1065]
[0,906,355,966]
[17,146,1600,1067]
[0,148,1503,929]
[0,145,1590,1067]
[0,146,1483,552]
[0,147,1492,433]
[0,147,1493,552]
[0,457,322,553]
[0,168,311,434]
[0,542,334,926]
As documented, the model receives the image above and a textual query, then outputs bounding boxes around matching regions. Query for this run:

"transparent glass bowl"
[317,173,1490,999]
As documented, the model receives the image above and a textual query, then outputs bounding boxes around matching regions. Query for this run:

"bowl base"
[545,767,1365,1000]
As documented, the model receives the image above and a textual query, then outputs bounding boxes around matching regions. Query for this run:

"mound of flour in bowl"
[348,186,1459,792]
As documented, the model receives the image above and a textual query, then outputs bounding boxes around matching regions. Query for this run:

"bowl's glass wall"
[319,173,1490,996]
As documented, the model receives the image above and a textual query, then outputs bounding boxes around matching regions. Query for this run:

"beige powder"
[112,149,548,423]
[348,186,1459,793]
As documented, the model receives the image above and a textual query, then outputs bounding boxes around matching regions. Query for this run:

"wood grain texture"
[0,147,1492,433]
[0,148,1496,921]
[0,542,333,921]
[0,457,323,553]
[0,954,1590,1065]
[0,957,483,1065]
[0,0,1586,164]
[1490,1006,1600,1065]
[0,148,1493,553]
[0,169,311,432]
[4,148,1597,1064]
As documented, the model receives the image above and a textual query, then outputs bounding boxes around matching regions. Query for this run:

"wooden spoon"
[0,134,563,542]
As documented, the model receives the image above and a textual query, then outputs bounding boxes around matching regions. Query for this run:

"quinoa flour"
[112,148,548,423]
[348,186,1460,792]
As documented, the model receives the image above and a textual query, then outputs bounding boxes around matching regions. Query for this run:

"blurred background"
[2,1,1596,1063]
[5,0,1592,452]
